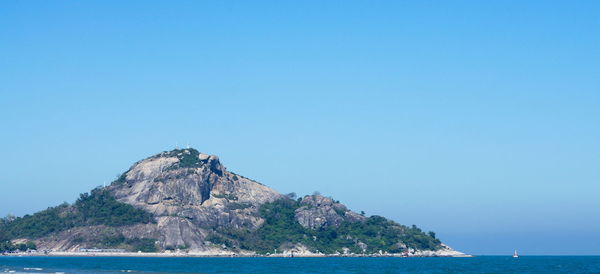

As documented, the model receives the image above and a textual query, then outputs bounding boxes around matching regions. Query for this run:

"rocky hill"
[0,148,465,256]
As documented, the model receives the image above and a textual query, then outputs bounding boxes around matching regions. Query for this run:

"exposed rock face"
[109,149,281,233]
[295,195,366,230]
[411,244,470,257]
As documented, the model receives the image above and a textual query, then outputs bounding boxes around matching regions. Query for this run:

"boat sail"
[513,250,519,258]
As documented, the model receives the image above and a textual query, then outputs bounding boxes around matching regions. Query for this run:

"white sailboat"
[513,250,519,258]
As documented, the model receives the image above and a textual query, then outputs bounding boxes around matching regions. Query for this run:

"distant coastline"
[2,251,472,258]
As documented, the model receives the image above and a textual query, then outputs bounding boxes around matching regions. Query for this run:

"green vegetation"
[114,172,128,185]
[0,240,36,252]
[1,203,72,239]
[333,207,346,216]
[206,198,442,254]
[162,149,225,175]
[0,225,37,252]
[176,149,202,168]
[54,225,159,253]
[164,149,204,170]
[95,234,157,252]
[165,244,189,251]
[126,238,158,252]
[0,188,154,240]
[76,189,154,226]
[227,202,252,210]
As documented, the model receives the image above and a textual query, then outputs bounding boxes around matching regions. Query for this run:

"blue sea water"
[1,256,599,273]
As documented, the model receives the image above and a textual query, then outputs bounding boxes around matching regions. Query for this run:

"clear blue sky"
[1,1,599,255]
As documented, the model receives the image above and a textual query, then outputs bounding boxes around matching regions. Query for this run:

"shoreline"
[1,251,473,258]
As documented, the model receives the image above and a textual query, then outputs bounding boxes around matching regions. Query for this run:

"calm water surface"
[1,256,599,273]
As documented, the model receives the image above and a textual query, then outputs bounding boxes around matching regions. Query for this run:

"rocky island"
[0,148,467,257]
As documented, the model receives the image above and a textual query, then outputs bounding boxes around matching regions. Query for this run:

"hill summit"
[0,148,466,256]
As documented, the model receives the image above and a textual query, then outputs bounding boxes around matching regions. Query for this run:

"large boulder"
[295,195,366,230]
